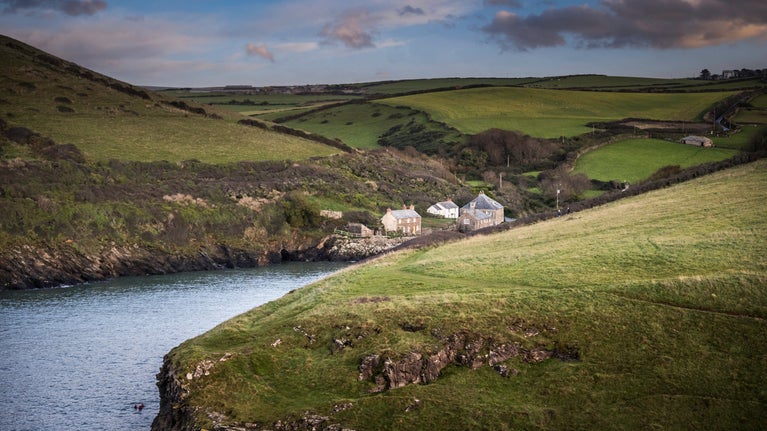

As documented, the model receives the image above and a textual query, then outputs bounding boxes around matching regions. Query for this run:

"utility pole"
[499,172,503,190]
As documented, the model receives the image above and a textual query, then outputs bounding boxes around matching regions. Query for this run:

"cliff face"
[0,236,410,290]
[152,357,196,431]
[0,242,279,290]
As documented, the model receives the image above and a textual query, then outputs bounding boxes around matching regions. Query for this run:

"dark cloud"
[320,9,376,49]
[398,5,425,16]
[1,0,106,16]
[484,0,522,8]
[482,0,767,51]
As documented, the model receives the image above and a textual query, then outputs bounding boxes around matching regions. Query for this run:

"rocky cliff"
[0,236,411,290]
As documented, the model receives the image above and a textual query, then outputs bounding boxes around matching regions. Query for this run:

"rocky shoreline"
[0,235,410,290]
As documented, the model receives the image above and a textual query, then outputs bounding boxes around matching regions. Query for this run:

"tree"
[700,69,711,80]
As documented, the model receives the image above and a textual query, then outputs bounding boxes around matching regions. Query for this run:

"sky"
[1,0,765,87]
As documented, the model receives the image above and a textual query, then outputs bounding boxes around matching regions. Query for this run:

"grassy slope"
[170,159,767,430]
[572,138,740,182]
[378,87,734,138]
[0,36,338,163]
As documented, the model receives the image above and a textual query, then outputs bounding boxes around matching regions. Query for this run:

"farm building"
[460,191,504,227]
[381,205,422,236]
[457,208,494,232]
[681,135,713,147]
[426,198,459,219]
[344,222,374,238]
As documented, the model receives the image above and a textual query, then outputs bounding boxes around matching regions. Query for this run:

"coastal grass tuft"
[168,159,767,430]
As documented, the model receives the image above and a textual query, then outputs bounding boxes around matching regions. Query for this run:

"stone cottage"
[381,205,422,236]
[459,191,504,229]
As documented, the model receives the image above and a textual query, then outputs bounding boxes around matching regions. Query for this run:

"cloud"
[320,9,377,48]
[482,0,767,51]
[1,0,106,16]
[398,5,425,16]
[276,41,320,53]
[246,43,274,62]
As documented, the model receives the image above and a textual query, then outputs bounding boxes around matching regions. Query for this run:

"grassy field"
[168,159,767,430]
[524,75,765,91]
[0,36,340,163]
[377,87,733,138]
[523,75,700,90]
[14,109,340,162]
[572,138,740,182]
[355,77,540,95]
[281,102,462,150]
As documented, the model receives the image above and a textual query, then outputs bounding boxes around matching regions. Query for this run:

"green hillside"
[0,36,339,163]
[378,87,734,137]
[164,159,767,430]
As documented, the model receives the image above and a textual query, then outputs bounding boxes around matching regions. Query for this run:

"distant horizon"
[2,1,765,88]
[138,71,761,90]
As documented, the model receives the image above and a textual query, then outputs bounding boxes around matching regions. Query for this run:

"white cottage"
[426,198,459,219]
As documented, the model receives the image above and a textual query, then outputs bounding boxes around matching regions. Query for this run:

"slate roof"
[462,192,503,211]
[390,209,421,219]
[461,208,493,220]
[430,201,459,210]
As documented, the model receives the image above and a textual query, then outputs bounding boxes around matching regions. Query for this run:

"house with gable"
[457,191,504,232]
[381,205,422,236]
[426,198,459,219]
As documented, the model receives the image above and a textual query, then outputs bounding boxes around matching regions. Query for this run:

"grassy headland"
[163,159,767,430]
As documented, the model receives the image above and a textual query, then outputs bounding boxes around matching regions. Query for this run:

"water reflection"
[0,262,346,431]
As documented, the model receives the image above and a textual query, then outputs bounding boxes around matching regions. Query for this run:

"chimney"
[410,204,415,210]
[402,204,407,210]
[387,208,392,213]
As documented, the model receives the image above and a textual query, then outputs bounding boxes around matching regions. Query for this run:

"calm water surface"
[0,262,347,431]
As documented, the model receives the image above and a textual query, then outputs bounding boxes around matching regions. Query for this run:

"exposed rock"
[324,236,408,261]
[359,330,578,393]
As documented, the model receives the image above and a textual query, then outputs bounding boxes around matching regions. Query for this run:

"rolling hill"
[156,158,767,431]
[0,35,472,289]
[0,35,339,163]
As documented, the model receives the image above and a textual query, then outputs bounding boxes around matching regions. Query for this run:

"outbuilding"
[681,135,713,147]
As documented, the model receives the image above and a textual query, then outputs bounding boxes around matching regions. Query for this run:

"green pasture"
[26,112,339,163]
[751,94,767,109]
[357,77,539,95]
[716,126,767,150]
[523,75,700,90]
[170,159,767,430]
[378,87,733,138]
[281,102,461,150]
[572,138,739,182]
[524,75,764,91]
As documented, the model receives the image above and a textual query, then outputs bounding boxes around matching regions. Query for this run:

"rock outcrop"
[358,330,578,393]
